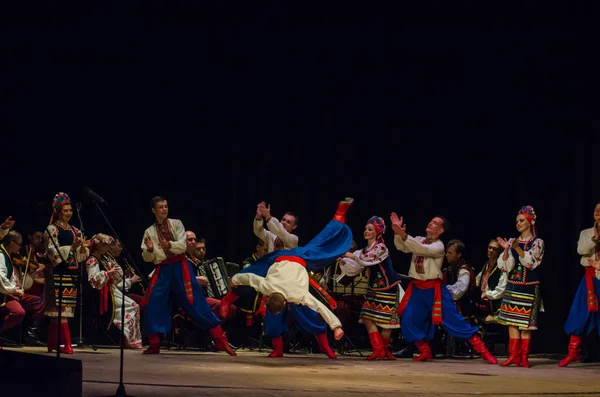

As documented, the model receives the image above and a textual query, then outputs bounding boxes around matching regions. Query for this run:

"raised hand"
[1,216,15,230]
[257,201,271,219]
[496,237,510,250]
[144,235,154,251]
[390,212,406,236]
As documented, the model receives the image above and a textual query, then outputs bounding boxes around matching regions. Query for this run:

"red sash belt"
[271,255,338,310]
[396,279,443,325]
[585,266,598,313]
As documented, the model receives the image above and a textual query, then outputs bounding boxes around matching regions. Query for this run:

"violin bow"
[21,246,33,288]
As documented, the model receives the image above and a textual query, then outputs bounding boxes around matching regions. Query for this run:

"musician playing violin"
[0,230,45,347]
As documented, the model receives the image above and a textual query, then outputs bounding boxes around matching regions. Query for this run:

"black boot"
[392,343,416,358]
[24,325,45,347]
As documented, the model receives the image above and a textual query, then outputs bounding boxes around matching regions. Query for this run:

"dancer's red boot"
[333,197,354,224]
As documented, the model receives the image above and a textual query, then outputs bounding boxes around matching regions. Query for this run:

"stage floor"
[6,346,600,397]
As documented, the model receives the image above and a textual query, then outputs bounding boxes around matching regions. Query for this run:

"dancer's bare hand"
[390,212,407,238]
[588,258,600,270]
[144,236,154,251]
[1,216,15,230]
[496,237,510,250]
[196,276,209,286]
[333,327,344,340]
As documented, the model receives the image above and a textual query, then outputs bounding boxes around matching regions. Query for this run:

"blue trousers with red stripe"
[142,260,220,334]
[564,276,600,336]
[401,285,478,342]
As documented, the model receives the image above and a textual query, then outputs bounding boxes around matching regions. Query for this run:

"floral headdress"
[518,205,537,237]
[49,192,71,225]
[368,216,386,243]
[89,234,114,252]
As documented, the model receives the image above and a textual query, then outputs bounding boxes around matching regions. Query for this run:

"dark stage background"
[3,2,599,354]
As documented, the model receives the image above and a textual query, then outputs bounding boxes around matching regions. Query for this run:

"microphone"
[83,187,108,205]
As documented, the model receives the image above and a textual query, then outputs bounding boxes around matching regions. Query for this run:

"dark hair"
[266,292,286,314]
[447,239,465,256]
[197,238,206,245]
[436,215,450,234]
[283,211,299,226]
[151,196,167,209]
[256,238,266,247]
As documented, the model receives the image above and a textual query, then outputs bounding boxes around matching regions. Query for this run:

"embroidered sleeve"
[44,225,73,266]
[497,239,515,273]
[519,238,544,270]
[402,236,445,257]
[485,271,507,300]
[71,227,90,262]
[446,268,471,300]
[86,257,109,290]
[355,243,389,267]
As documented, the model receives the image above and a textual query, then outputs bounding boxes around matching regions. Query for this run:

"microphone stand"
[45,227,66,360]
[89,199,135,397]
[74,202,90,349]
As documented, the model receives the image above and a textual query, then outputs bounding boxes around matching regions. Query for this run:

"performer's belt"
[274,256,306,267]
[273,256,337,310]
[159,254,186,265]
[141,254,194,309]
[585,266,598,313]
[397,279,443,325]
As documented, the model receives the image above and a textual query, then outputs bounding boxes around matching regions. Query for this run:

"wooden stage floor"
[6,346,600,397]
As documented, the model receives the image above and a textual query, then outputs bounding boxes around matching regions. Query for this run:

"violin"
[11,253,39,271]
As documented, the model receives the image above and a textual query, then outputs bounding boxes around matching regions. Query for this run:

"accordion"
[202,257,231,299]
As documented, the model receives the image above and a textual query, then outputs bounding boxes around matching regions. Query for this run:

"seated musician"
[184,231,236,322]
[0,230,45,348]
[85,234,143,349]
[107,238,144,305]
[222,197,355,358]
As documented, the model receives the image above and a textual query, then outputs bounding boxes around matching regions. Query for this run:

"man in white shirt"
[391,212,497,364]
[253,201,299,252]
[0,230,45,345]
[140,196,236,356]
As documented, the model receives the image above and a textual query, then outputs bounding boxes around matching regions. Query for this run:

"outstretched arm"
[299,293,342,331]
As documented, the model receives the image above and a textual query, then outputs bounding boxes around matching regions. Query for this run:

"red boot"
[143,333,161,354]
[468,334,497,364]
[332,197,354,224]
[60,322,73,354]
[268,336,284,357]
[315,332,337,359]
[382,337,396,360]
[558,335,582,367]
[209,325,237,356]
[219,289,240,320]
[366,331,386,360]
[413,339,433,362]
[521,338,532,368]
[499,338,521,367]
